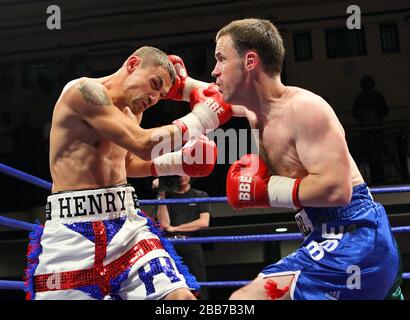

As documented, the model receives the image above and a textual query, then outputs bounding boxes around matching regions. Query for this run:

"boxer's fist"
[190,85,233,126]
[227,154,302,209]
[226,154,271,209]
[190,86,233,125]
[151,135,217,177]
[165,55,188,100]
[173,85,233,140]
[181,135,217,176]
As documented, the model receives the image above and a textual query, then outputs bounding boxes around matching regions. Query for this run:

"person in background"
[153,176,211,299]
[352,74,389,184]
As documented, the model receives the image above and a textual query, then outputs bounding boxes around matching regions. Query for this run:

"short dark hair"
[131,46,177,84]
[216,18,285,75]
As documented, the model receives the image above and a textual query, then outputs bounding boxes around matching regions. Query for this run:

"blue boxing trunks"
[259,183,402,300]
[25,184,198,300]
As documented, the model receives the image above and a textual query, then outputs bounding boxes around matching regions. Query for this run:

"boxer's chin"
[130,100,143,114]
[224,91,240,106]
[220,91,232,104]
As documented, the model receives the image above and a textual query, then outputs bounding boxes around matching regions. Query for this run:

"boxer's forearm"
[182,77,209,101]
[184,77,248,117]
[125,156,152,178]
[139,124,183,160]
[297,173,352,207]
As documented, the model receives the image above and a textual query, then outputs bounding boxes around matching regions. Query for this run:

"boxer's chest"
[98,140,127,163]
[95,108,140,162]
[259,117,305,178]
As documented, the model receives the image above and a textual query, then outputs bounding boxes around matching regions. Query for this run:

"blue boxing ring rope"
[0,162,409,293]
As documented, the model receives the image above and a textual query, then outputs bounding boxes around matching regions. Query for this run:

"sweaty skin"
[49,63,174,193]
[212,34,364,208]
[209,33,367,300]
[244,87,364,204]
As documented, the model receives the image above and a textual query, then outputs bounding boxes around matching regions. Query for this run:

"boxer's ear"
[244,51,258,72]
[126,55,141,73]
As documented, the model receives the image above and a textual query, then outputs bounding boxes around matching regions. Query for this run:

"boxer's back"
[49,78,128,192]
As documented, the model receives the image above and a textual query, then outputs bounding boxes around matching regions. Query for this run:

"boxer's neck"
[101,71,128,109]
[245,73,286,118]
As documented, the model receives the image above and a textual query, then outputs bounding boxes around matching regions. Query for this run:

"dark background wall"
[0,0,409,300]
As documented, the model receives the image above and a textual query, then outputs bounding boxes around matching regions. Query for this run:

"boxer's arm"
[292,96,352,207]
[182,78,208,102]
[125,153,152,177]
[167,55,247,115]
[124,108,154,177]
[182,79,248,117]
[71,80,182,160]
[127,135,216,178]
[232,105,248,117]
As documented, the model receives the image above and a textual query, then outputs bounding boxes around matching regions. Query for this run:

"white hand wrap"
[177,99,220,137]
[267,175,301,209]
[152,151,185,176]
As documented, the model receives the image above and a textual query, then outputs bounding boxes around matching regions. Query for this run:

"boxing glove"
[173,85,233,140]
[226,154,302,209]
[151,135,217,177]
[165,55,188,101]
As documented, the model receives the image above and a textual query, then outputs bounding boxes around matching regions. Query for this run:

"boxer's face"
[124,59,172,114]
[212,35,245,104]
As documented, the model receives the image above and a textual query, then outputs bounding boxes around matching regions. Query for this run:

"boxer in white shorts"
[28,184,199,300]
[24,46,223,300]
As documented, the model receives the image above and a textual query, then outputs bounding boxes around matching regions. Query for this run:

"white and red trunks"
[25,184,198,300]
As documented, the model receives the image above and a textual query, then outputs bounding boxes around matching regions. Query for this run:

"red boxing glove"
[226,154,271,209]
[173,85,233,139]
[226,154,302,209]
[151,135,217,177]
[165,55,188,100]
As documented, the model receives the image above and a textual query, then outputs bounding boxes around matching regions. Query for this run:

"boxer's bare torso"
[244,86,364,188]
[50,78,143,193]
[212,32,363,207]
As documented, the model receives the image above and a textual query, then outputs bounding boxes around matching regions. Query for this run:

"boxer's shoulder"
[61,78,82,94]
[75,78,110,105]
[287,87,324,107]
[59,77,95,101]
[287,87,332,122]
[60,78,112,116]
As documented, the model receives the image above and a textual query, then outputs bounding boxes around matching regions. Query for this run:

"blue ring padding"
[170,233,303,244]
[0,211,409,243]
[169,226,410,244]
[1,162,410,203]
[0,280,25,290]
[1,162,410,292]
[0,163,52,191]
[1,273,410,291]
[391,226,410,233]
[140,197,228,205]
[371,186,410,193]
[0,216,37,231]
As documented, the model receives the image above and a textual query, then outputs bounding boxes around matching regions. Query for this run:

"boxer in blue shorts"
[207,18,402,300]
[259,183,402,300]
